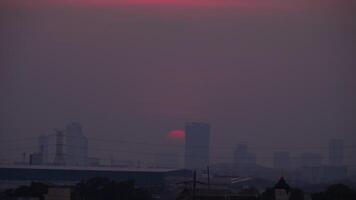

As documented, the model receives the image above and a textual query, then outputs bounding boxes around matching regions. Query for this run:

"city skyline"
[1,1,355,198]
[1,0,355,172]
[1,121,352,170]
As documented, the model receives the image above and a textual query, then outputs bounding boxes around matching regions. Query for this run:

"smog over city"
[0,0,355,199]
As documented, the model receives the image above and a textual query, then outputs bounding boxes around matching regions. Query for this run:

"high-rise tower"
[185,122,210,170]
[65,122,88,166]
[53,131,65,165]
[38,134,49,164]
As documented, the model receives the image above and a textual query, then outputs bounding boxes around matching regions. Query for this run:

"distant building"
[87,157,101,167]
[65,123,88,166]
[185,122,210,170]
[234,144,248,169]
[273,151,291,171]
[247,152,257,168]
[323,165,347,182]
[38,134,57,166]
[53,131,65,166]
[233,144,257,175]
[38,134,49,165]
[44,187,71,200]
[329,139,343,166]
[29,153,43,165]
[0,166,191,187]
[298,153,323,183]
[110,159,135,168]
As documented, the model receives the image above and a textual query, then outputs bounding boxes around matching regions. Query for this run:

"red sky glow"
[167,130,185,139]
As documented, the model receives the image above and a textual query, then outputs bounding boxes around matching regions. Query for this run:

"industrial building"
[31,123,88,166]
[233,144,257,175]
[0,165,191,188]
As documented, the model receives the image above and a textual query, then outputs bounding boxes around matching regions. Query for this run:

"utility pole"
[193,170,196,200]
[22,152,26,164]
[207,166,210,190]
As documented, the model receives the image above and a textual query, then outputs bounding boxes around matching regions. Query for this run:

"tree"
[261,188,274,200]
[72,177,152,200]
[312,183,356,200]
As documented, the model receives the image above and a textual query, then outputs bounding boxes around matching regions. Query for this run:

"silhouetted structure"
[299,153,323,183]
[29,153,43,165]
[0,166,191,188]
[234,144,257,175]
[185,122,210,170]
[311,184,356,200]
[274,177,290,200]
[38,134,49,165]
[53,130,65,166]
[65,123,88,166]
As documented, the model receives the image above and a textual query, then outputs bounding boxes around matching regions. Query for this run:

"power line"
[0,143,355,162]
[3,135,354,151]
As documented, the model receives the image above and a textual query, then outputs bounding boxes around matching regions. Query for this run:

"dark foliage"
[72,177,152,200]
[0,182,48,200]
[311,184,356,200]
[261,187,304,200]
[260,188,274,200]
[0,177,152,200]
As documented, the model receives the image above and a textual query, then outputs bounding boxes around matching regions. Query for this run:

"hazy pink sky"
[1,0,355,166]
[1,0,346,8]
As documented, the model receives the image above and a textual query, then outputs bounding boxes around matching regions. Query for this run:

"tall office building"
[246,152,257,168]
[65,123,88,166]
[299,153,323,183]
[273,151,291,171]
[185,122,210,170]
[38,134,49,164]
[53,131,65,165]
[234,144,248,168]
[329,139,343,166]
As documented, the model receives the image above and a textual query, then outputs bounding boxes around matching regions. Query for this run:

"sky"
[0,0,355,167]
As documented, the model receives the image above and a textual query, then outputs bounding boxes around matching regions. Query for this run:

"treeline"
[260,184,356,200]
[0,177,152,200]
[311,184,356,200]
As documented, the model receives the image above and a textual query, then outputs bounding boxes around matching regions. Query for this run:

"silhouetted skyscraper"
[299,153,323,183]
[234,144,248,168]
[329,139,343,166]
[185,122,210,170]
[247,152,257,167]
[38,134,49,164]
[53,131,65,165]
[65,122,88,166]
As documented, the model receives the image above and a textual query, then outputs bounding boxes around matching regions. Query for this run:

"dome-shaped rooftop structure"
[274,177,290,192]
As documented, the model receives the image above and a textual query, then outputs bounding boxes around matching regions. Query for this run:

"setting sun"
[167,130,185,139]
